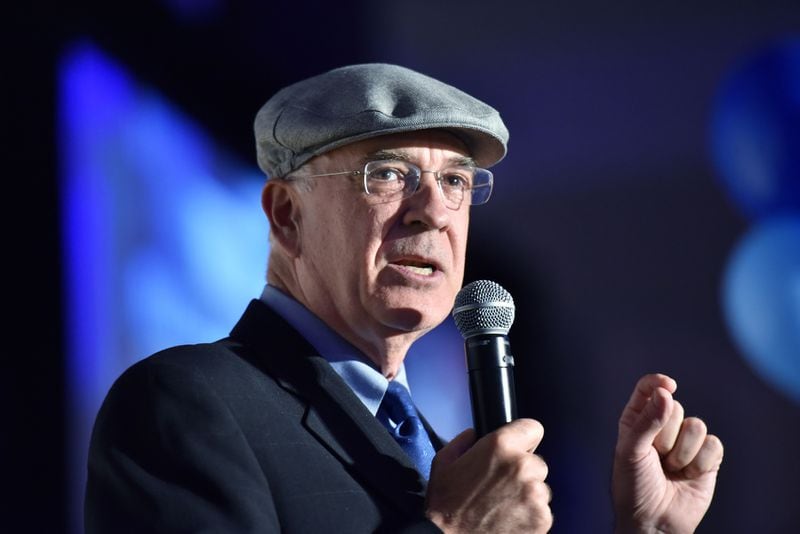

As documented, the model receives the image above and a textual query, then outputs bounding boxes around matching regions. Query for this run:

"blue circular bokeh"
[722,216,800,404]
[711,38,800,219]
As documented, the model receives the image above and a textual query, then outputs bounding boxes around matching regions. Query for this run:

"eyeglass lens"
[364,160,492,207]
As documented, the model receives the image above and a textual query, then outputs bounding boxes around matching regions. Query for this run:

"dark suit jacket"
[86,299,443,533]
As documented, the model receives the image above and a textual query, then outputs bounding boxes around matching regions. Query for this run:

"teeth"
[404,264,434,275]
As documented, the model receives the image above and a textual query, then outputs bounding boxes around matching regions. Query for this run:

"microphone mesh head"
[452,280,515,338]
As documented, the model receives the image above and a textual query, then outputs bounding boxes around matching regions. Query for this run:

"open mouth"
[393,259,437,276]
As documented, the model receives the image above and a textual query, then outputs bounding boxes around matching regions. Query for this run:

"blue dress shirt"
[259,284,410,416]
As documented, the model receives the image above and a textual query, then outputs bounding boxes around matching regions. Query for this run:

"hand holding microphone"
[424,281,552,534]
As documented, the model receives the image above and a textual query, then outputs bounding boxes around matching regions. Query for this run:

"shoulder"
[88,336,304,480]
[95,298,322,433]
[92,320,320,441]
[98,337,287,422]
[107,339,252,398]
[86,339,287,532]
[141,338,256,378]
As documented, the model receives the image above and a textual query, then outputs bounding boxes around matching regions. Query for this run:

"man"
[86,64,723,533]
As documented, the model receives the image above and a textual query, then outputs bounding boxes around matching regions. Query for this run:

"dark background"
[9,1,800,532]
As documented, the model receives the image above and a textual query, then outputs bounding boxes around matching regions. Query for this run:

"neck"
[267,269,419,380]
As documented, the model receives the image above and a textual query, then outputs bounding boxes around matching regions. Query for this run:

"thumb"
[431,428,476,473]
[617,387,673,459]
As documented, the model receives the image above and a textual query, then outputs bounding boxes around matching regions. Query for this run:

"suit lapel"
[230,300,428,516]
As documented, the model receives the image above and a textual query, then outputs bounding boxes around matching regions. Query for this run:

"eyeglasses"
[288,159,494,210]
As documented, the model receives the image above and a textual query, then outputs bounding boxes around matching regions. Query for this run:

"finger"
[623,373,677,416]
[617,386,674,458]
[522,452,549,481]
[520,480,553,531]
[530,482,554,530]
[487,418,544,454]
[653,399,684,456]
[529,479,552,505]
[432,428,476,471]
[683,434,724,479]
[664,417,707,472]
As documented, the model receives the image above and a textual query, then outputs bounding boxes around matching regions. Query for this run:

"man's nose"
[402,173,451,230]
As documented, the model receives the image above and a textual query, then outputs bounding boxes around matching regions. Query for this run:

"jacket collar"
[229,299,430,518]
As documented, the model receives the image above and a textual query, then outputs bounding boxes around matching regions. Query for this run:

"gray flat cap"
[255,63,509,178]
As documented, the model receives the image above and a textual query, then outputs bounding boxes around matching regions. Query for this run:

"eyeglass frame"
[284,159,494,210]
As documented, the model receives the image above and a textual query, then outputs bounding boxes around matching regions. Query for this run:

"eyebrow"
[363,149,477,168]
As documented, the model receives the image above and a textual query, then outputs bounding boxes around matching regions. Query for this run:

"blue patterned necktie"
[377,381,435,479]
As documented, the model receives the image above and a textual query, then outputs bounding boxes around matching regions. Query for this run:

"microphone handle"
[466,334,518,438]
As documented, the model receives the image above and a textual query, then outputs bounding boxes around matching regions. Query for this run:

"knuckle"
[682,461,702,478]
[529,500,554,532]
[708,434,724,455]
[499,451,545,484]
[664,453,684,472]
[504,453,533,479]
[489,434,515,458]
[517,482,553,532]
[529,453,549,480]
[483,431,507,453]
[519,472,550,500]
[543,507,554,530]
[683,417,707,436]
[640,373,661,386]
[531,480,550,503]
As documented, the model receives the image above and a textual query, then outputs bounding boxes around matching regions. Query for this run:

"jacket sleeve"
[85,354,281,533]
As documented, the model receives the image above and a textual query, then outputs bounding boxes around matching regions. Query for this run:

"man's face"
[292,130,472,362]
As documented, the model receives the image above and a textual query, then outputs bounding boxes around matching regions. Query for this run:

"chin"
[374,300,451,334]
[368,283,457,333]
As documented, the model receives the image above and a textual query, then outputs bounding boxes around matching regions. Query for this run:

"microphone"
[452,280,518,438]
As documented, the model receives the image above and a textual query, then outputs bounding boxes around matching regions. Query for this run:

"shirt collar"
[259,284,409,415]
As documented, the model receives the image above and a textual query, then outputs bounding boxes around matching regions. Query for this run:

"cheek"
[450,215,470,269]
[362,205,400,263]
[302,199,365,282]
[344,209,393,295]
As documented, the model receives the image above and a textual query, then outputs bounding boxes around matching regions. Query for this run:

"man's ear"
[261,180,302,257]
